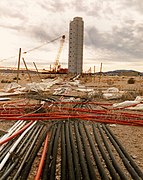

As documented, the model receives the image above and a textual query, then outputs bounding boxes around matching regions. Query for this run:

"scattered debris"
[0,91,25,97]
[3,82,22,93]
[113,96,143,109]
[68,80,80,86]
[1,80,11,83]
[109,124,117,127]
[25,78,62,92]
[53,87,71,95]
[60,97,80,102]
[103,87,124,100]
[76,86,94,92]
[0,97,11,101]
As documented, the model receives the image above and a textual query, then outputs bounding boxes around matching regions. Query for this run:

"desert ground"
[0,71,143,178]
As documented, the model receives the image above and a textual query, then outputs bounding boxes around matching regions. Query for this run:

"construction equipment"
[52,35,65,72]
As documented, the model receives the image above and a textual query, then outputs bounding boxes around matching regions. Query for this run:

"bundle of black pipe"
[41,120,143,179]
[0,120,143,179]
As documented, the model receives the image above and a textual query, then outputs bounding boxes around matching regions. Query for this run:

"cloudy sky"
[0,0,143,72]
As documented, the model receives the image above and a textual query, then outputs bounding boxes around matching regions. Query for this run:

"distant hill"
[99,70,143,76]
[0,68,142,76]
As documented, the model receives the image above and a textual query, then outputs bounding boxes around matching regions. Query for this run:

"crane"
[53,35,65,72]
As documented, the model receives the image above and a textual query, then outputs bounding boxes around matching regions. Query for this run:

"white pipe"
[7,120,21,132]
[0,121,24,141]
[0,121,26,151]
[0,121,37,170]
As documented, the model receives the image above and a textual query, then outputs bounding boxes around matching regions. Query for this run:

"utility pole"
[17,48,21,83]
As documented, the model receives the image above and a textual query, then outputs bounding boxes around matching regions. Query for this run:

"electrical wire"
[0,35,63,64]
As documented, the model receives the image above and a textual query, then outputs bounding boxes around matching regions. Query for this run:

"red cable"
[35,133,49,180]
[0,121,34,145]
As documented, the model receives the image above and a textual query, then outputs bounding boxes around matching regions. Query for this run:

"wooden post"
[22,58,32,82]
[94,66,96,83]
[99,62,102,83]
[17,48,21,83]
[50,64,51,77]
[33,62,42,81]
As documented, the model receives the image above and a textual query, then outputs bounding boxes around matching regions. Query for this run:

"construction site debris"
[113,96,143,109]
[3,82,22,93]
[76,86,94,92]
[25,78,62,92]
[60,97,80,102]
[53,87,71,95]
[0,98,11,101]
[103,87,124,100]
[0,91,25,97]
[68,80,80,86]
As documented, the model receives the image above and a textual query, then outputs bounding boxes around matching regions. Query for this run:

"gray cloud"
[122,0,143,13]
[26,25,57,42]
[0,0,143,70]
[70,0,102,17]
[85,20,143,60]
[38,0,102,17]
[38,0,70,12]
[0,24,22,31]
[22,22,66,43]
[0,1,67,41]
[0,1,27,20]
[0,9,25,20]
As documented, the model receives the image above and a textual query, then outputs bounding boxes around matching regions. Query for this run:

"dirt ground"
[0,72,143,173]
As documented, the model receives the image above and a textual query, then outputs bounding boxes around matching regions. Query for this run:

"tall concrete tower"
[68,17,84,74]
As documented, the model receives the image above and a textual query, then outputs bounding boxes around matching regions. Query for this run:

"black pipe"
[78,122,97,180]
[42,124,57,180]
[19,125,52,180]
[65,121,75,180]
[15,124,38,153]
[69,121,81,179]
[102,124,141,180]
[74,122,90,180]
[61,122,67,180]
[49,123,61,180]
[18,125,41,156]
[0,125,41,180]
[83,122,109,180]
[105,124,143,179]
[97,123,128,180]
[13,126,43,180]
[0,138,18,161]
[0,158,19,180]
[95,123,127,180]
